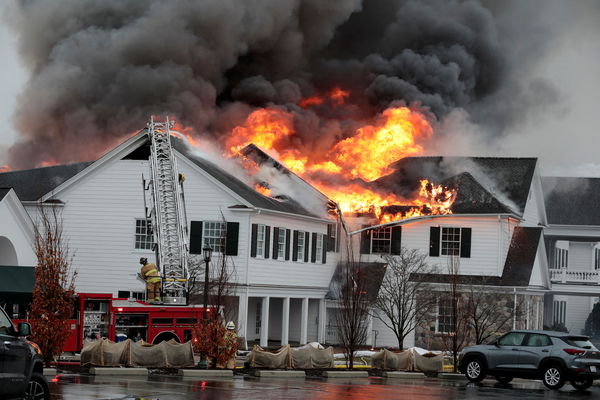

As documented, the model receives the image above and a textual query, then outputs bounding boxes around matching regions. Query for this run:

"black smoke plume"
[4,0,560,168]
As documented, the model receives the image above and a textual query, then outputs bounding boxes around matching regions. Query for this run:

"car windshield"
[563,336,597,350]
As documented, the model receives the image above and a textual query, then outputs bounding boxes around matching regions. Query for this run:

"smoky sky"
[3,0,578,169]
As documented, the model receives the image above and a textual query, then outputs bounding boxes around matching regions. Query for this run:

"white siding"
[555,295,593,335]
[0,193,36,266]
[568,242,594,271]
[353,216,512,277]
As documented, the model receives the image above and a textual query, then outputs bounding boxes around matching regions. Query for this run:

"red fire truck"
[62,293,212,352]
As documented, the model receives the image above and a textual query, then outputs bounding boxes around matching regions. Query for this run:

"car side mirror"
[17,322,31,337]
[494,341,500,348]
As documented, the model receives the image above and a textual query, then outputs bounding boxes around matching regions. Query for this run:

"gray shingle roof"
[0,188,11,201]
[542,177,600,226]
[373,157,538,216]
[326,261,387,301]
[0,162,94,201]
[171,138,320,218]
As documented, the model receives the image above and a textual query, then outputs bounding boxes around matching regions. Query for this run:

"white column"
[281,297,290,345]
[237,291,249,340]
[260,296,270,347]
[300,297,309,345]
[317,298,326,344]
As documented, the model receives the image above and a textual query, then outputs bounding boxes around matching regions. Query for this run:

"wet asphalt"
[47,374,600,400]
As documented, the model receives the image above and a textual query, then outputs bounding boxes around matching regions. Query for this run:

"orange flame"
[255,184,272,197]
[0,164,10,173]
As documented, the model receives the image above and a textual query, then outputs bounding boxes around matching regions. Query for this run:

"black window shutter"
[292,230,299,261]
[272,227,279,260]
[189,221,203,254]
[285,229,291,260]
[460,228,472,258]
[429,226,440,257]
[322,234,327,264]
[327,224,335,252]
[251,224,258,258]
[264,226,271,258]
[311,232,317,263]
[336,223,341,252]
[225,222,239,256]
[304,231,310,262]
[360,225,371,254]
[391,226,402,255]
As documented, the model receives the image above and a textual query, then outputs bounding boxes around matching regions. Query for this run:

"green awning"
[0,266,35,303]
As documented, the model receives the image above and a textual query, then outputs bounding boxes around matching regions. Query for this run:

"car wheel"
[464,358,486,382]
[495,376,513,384]
[542,364,565,390]
[571,376,593,391]
[24,372,50,400]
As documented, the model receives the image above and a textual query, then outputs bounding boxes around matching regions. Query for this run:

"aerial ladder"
[142,117,189,305]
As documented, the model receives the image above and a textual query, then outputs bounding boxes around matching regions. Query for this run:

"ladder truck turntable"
[42,118,213,352]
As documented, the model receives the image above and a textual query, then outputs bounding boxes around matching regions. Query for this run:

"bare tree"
[333,207,372,369]
[374,251,438,349]
[439,256,472,373]
[466,283,523,345]
[29,204,77,365]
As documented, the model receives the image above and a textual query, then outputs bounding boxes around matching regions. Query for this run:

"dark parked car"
[459,330,600,390]
[0,306,49,399]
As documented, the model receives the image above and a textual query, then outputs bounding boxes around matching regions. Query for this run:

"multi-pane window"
[297,231,306,261]
[441,227,461,256]
[316,234,323,263]
[277,228,286,259]
[135,219,154,250]
[436,296,454,334]
[553,300,567,326]
[256,225,266,258]
[372,227,392,254]
[595,248,600,270]
[330,223,338,252]
[203,221,226,253]
[554,248,568,269]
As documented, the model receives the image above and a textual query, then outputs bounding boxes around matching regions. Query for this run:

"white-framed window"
[594,247,600,270]
[330,223,338,252]
[134,219,154,250]
[436,296,454,334]
[203,221,226,253]
[256,224,266,258]
[315,234,323,263]
[554,241,569,269]
[297,231,306,261]
[553,300,567,326]
[277,228,286,259]
[371,227,392,254]
[441,227,461,256]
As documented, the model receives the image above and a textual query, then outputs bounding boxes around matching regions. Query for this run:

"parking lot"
[48,374,600,400]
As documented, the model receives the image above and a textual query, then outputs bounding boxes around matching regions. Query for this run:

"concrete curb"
[324,371,369,378]
[253,370,306,378]
[179,369,234,378]
[43,368,57,377]
[89,367,148,376]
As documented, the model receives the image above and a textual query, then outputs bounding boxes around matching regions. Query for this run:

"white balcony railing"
[550,268,600,285]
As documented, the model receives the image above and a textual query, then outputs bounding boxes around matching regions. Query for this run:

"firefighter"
[224,321,239,369]
[139,257,161,302]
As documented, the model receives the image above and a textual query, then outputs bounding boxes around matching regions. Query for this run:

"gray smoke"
[3,0,572,168]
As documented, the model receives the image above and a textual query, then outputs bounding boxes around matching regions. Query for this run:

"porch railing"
[550,268,600,284]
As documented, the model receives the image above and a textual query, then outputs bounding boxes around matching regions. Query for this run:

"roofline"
[546,223,600,229]
[40,130,147,201]
[254,206,332,224]
[348,213,522,236]
[1,188,36,251]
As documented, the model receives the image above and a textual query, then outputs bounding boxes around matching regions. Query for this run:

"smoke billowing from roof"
[3,0,575,169]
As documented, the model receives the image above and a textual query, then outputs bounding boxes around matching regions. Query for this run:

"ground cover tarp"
[246,344,335,369]
[372,348,443,372]
[81,338,194,368]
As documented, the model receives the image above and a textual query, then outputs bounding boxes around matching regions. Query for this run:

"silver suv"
[459,330,600,390]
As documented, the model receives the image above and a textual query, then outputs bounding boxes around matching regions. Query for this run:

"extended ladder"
[144,117,189,305]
